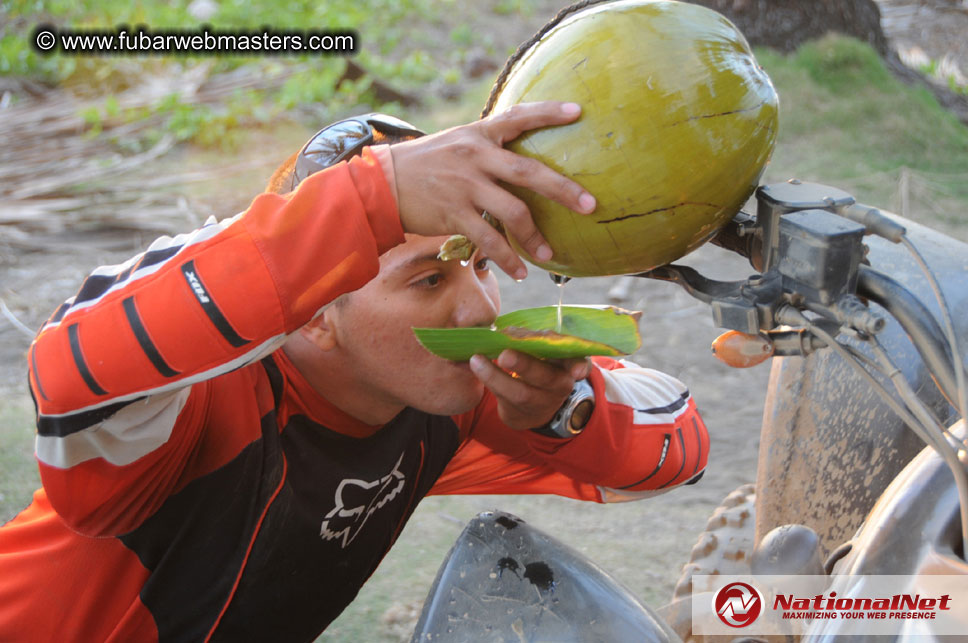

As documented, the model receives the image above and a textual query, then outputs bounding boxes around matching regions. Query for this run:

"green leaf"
[413,305,641,361]
[104,96,120,118]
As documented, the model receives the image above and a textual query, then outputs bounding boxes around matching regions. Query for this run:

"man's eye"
[416,274,442,288]
[474,257,490,272]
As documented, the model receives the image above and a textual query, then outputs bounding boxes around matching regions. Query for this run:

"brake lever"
[632,264,746,304]
[635,265,784,334]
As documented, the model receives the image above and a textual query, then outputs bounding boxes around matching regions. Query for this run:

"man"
[0,102,707,641]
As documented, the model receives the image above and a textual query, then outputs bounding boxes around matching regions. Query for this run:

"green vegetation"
[0,0,473,149]
[0,400,39,526]
[914,58,968,97]
[756,35,968,237]
[2,0,437,79]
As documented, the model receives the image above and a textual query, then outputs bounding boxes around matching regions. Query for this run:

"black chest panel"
[214,408,460,642]
[123,359,461,643]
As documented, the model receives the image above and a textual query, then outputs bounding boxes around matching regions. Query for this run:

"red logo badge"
[714,581,763,627]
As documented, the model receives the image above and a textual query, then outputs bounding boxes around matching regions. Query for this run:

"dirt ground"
[1,0,967,639]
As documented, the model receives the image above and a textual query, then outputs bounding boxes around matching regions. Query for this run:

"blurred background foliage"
[757,35,968,236]
[1,0,965,223]
[0,0,502,150]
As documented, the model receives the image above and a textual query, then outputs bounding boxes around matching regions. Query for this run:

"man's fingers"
[469,354,539,407]
[390,101,594,271]
[472,182,551,263]
[487,147,595,216]
[496,350,575,394]
[484,101,582,144]
[469,351,588,430]
[559,357,592,381]
[461,212,528,280]
[481,102,596,218]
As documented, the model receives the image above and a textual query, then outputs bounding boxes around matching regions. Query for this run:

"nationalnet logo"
[713,581,763,627]
[774,589,952,621]
[693,575,966,637]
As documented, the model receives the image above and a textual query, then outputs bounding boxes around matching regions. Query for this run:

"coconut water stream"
[550,273,572,333]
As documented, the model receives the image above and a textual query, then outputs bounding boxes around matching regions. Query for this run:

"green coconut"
[487,0,779,277]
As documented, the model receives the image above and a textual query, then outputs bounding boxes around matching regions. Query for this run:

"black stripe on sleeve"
[71,247,185,309]
[50,301,72,325]
[37,398,141,438]
[29,345,49,401]
[691,416,703,475]
[68,323,108,396]
[180,260,250,348]
[123,297,180,378]
[638,391,689,415]
[659,428,687,489]
[137,245,184,271]
[618,433,671,490]
[685,470,704,485]
[73,274,121,309]
[51,246,185,324]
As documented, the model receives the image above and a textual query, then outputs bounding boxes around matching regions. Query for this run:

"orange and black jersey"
[0,149,707,641]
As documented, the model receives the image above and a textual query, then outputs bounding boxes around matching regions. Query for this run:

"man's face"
[326,234,501,416]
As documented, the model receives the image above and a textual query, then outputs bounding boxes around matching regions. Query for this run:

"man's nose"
[454,276,498,328]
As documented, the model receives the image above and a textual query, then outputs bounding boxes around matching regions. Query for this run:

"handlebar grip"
[840,203,907,243]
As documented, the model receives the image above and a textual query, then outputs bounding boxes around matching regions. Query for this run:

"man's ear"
[299,309,339,351]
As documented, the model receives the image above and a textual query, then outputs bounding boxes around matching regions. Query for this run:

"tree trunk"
[686,0,968,124]
[687,0,888,53]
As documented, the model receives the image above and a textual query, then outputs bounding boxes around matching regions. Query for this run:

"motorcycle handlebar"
[705,210,964,408]
[709,211,763,271]
[858,266,964,409]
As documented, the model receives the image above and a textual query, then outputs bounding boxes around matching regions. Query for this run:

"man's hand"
[389,102,597,280]
[469,349,592,430]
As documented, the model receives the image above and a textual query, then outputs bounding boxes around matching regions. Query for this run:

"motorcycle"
[406,179,968,641]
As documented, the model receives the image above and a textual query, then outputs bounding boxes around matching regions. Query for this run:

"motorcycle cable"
[841,201,965,414]
[900,234,968,421]
[841,340,968,449]
[792,310,951,452]
[858,267,964,410]
[792,308,968,555]
[869,336,968,559]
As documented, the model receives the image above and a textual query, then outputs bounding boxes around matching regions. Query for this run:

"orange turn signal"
[711,330,774,368]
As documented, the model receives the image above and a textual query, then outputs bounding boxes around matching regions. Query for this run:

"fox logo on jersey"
[320,452,406,548]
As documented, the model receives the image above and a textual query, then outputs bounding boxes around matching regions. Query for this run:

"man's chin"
[419,380,485,417]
